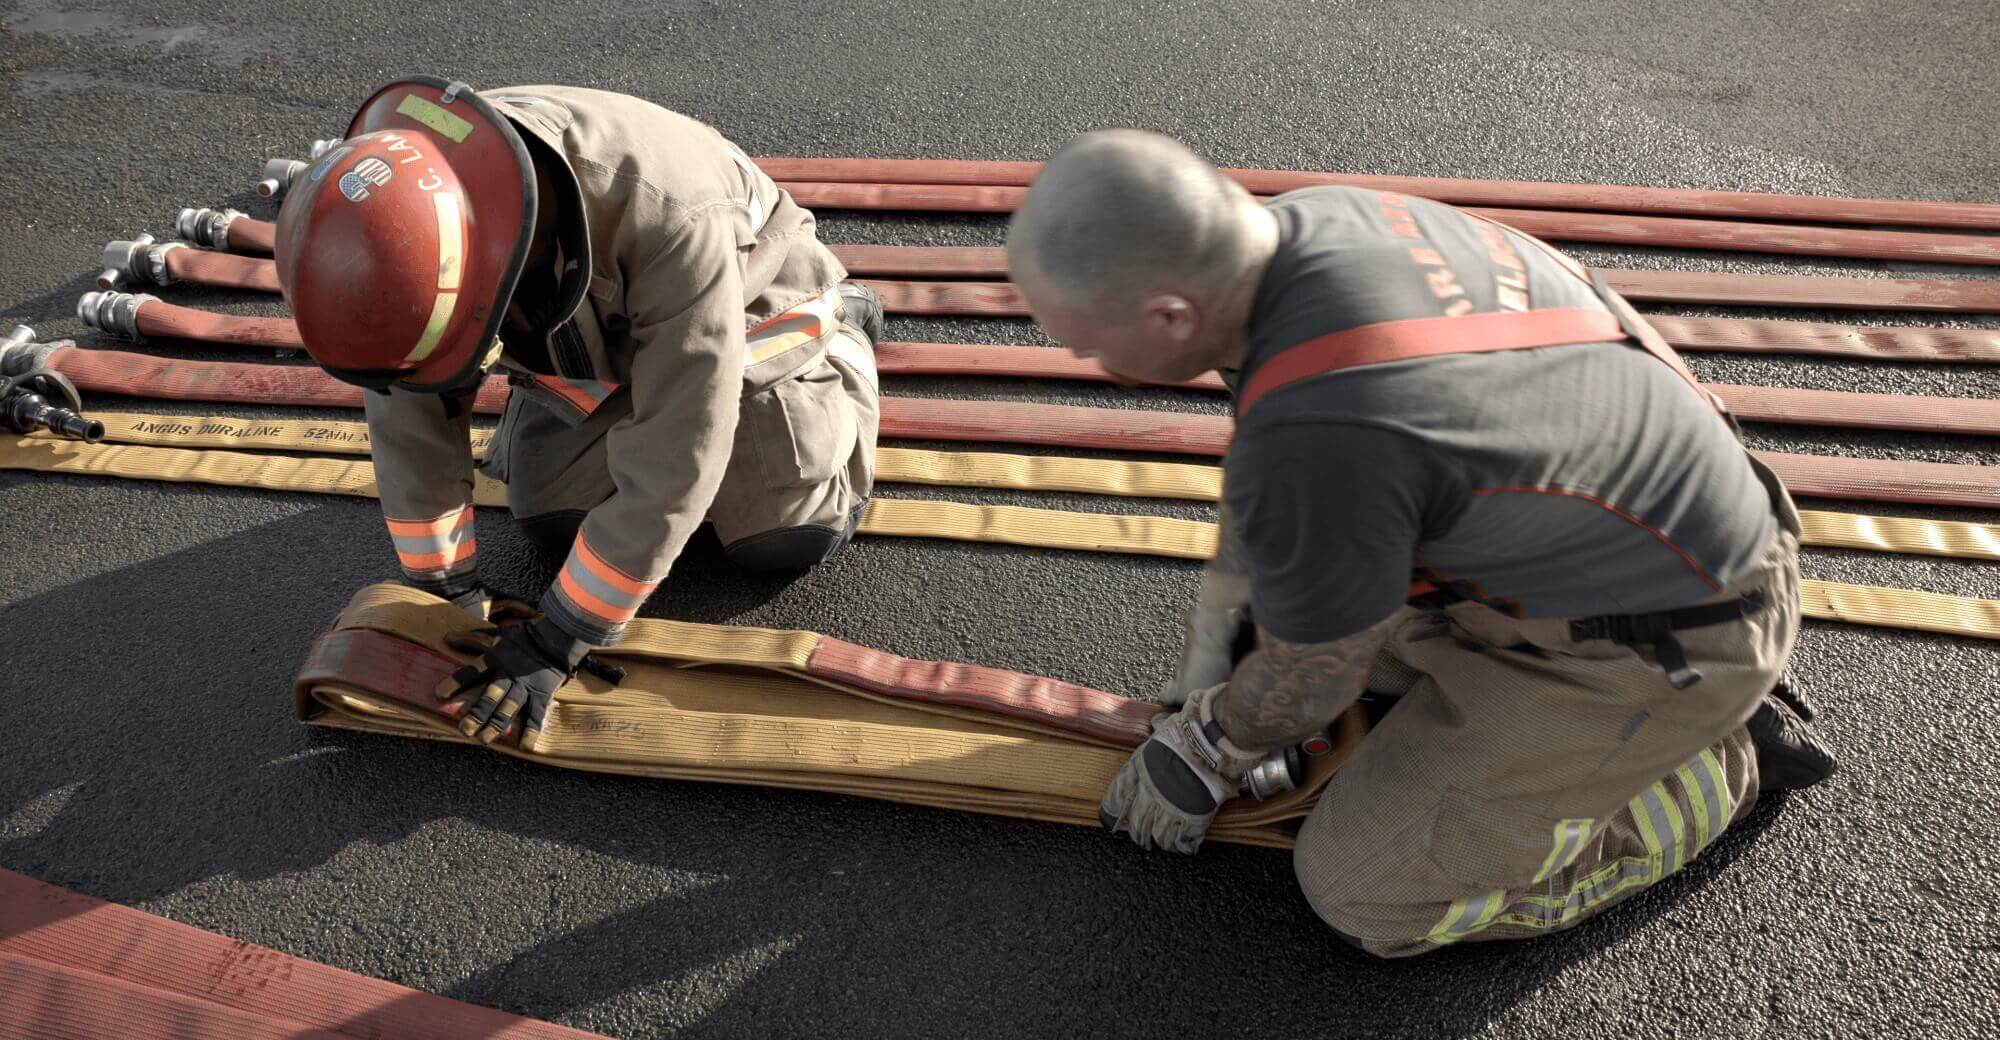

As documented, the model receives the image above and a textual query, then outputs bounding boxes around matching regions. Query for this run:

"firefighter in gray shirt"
[1006,130,1834,957]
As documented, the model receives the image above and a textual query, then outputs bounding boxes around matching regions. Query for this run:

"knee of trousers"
[512,509,587,560]
[723,501,865,571]
[1290,808,1445,958]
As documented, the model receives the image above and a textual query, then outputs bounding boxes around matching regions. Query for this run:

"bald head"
[1006,130,1262,312]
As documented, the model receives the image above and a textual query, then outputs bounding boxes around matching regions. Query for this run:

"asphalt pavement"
[2,0,1997,1037]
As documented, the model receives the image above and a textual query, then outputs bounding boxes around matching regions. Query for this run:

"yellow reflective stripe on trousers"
[1674,746,1733,854]
[1499,855,1663,931]
[49,411,2000,563]
[1698,747,1733,833]
[1500,746,1728,932]
[1674,762,1716,850]
[1426,888,1508,945]
[1531,818,1594,884]
[1629,781,1684,877]
[1655,783,1689,875]
[5,436,1999,642]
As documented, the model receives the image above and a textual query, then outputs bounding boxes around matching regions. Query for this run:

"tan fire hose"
[3,434,1996,643]
[37,409,2000,567]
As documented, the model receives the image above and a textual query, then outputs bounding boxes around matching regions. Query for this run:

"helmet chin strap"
[394,337,506,403]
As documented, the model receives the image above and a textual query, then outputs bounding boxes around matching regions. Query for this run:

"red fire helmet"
[274,77,535,392]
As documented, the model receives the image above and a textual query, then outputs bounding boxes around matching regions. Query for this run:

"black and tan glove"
[435,614,592,752]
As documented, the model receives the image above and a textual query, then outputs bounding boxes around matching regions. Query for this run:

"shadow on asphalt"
[0,270,104,329]
[0,504,1793,1037]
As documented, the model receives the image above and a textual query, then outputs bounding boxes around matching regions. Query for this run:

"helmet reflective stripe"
[435,192,464,290]
[394,94,474,143]
[404,192,466,363]
[406,293,458,363]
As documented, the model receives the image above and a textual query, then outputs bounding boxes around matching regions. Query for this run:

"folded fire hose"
[293,583,1364,848]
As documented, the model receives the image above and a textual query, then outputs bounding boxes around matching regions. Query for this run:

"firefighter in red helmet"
[277,77,882,750]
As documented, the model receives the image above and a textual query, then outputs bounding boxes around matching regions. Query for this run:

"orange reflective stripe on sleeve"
[747,289,841,366]
[531,374,620,418]
[552,535,659,628]
[384,506,475,574]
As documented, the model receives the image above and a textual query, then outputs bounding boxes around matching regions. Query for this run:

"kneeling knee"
[725,523,848,571]
[725,501,864,571]
[514,510,586,560]
[1292,827,1441,958]
[1296,882,1441,958]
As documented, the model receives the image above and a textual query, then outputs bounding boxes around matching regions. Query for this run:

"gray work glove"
[1159,604,1253,707]
[1100,683,1262,854]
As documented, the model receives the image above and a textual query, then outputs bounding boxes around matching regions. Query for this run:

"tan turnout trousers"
[1294,461,1803,957]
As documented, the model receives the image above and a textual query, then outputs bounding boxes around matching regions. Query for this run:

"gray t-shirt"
[1226,187,1777,644]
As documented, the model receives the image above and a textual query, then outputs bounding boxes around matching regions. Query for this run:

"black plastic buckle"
[578,655,627,686]
[1655,635,1703,690]
[1568,617,1614,643]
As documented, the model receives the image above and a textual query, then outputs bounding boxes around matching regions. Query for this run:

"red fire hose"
[59,296,2000,438]
[31,345,2000,510]
[826,245,2000,314]
[752,157,2000,232]
[124,241,2000,317]
[164,248,281,293]
[781,184,2000,267]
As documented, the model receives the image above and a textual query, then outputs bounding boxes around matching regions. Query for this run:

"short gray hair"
[1007,130,1257,311]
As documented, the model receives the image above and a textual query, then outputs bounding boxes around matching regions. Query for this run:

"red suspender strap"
[1586,270,1731,414]
[1476,209,1726,412]
[1234,306,1624,416]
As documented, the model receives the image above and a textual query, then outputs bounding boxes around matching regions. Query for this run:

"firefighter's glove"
[1159,604,1253,707]
[435,615,591,752]
[442,584,538,624]
[1099,683,1261,854]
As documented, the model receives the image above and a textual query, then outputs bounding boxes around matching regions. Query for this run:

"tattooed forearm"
[1214,613,1400,751]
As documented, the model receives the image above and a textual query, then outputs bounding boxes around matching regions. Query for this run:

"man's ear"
[1141,292,1200,346]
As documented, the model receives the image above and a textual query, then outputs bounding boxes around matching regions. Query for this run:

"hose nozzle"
[256,140,342,199]
[257,158,309,198]
[175,207,245,251]
[77,290,156,339]
[1,389,103,441]
[97,233,184,291]
[0,326,59,376]
[0,351,101,443]
[1242,746,1303,800]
